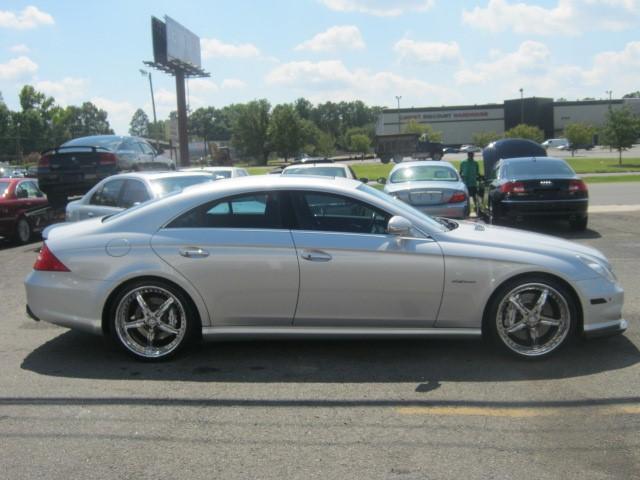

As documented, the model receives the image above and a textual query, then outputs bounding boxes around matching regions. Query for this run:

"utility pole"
[395,95,402,133]
[140,69,158,149]
[606,90,613,151]
[519,88,524,124]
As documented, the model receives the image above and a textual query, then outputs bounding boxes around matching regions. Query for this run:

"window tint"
[505,159,575,177]
[390,165,458,183]
[167,192,283,229]
[119,180,150,208]
[90,179,125,206]
[292,191,389,234]
[283,166,347,178]
[21,181,41,198]
[138,142,155,155]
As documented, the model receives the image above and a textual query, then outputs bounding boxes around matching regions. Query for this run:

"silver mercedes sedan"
[24,176,626,361]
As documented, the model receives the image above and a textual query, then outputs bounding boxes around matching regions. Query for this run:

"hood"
[385,180,466,193]
[442,220,606,263]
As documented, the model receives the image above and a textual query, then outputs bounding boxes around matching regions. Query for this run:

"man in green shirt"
[459,152,480,213]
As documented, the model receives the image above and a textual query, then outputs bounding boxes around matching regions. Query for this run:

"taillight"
[34,243,70,272]
[38,155,50,168]
[99,152,117,166]
[500,181,526,194]
[449,191,467,203]
[569,179,587,192]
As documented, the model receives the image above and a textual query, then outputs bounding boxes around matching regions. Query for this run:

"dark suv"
[38,135,175,206]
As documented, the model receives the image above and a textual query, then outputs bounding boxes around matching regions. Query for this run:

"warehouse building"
[376,97,640,145]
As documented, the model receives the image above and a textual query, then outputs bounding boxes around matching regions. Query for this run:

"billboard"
[165,16,201,68]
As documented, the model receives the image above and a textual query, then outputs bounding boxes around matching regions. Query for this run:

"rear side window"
[90,179,125,206]
[119,180,150,208]
[167,192,283,229]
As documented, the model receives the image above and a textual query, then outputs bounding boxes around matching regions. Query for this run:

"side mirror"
[359,177,369,184]
[377,177,387,185]
[387,215,412,236]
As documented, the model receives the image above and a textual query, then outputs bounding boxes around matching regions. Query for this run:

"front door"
[151,191,299,327]
[289,191,444,328]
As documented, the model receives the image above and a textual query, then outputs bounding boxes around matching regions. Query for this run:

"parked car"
[460,144,482,153]
[382,161,469,219]
[282,162,367,182]
[541,138,570,149]
[65,171,214,222]
[0,178,51,243]
[181,166,249,179]
[478,156,589,230]
[0,165,27,177]
[443,147,460,154]
[38,135,175,206]
[25,176,625,361]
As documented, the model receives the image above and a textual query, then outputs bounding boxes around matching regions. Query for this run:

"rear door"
[77,178,126,220]
[289,190,444,328]
[151,191,299,327]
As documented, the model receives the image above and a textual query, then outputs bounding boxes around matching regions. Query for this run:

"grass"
[583,174,640,184]
[563,158,640,174]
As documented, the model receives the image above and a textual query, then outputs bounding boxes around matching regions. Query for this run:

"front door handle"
[300,249,332,262]
[179,247,210,258]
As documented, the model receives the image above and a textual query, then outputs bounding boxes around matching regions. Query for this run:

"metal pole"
[519,88,524,124]
[175,70,190,167]
[148,73,159,149]
[606,90,613,151]
[395,95,402,133]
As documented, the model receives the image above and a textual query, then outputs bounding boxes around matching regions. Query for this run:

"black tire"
[108,279,199,362]
[569,215,588,231]
[380,156,390,164]
[486,275,577,359]
[488,201,503,226]
[14,217,31,244]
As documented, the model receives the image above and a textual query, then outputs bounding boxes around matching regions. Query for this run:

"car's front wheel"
[487,276,577,359]
[109,280,198,361]
[15,217,31,244]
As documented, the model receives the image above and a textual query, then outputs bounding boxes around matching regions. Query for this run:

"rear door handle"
[300,249,332,262]
[179,247,210,258]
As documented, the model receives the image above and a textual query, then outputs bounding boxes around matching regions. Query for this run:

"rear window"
[62,136,122,151]
[283,166,347,178]
[390,165,458,183]
[504,160,575,177]
[0,181,9,197]
[150,175,213,197]
[207,170,232,179]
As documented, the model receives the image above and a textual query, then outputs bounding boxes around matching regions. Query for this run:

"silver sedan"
[25,176,626,361]
[384,161,470,219]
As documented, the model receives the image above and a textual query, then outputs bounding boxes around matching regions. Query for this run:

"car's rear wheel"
[487,276,577,359]
[15,218,31,244]
[569,215,588,231]
[109,280,198,361]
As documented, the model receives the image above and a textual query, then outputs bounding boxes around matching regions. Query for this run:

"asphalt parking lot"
[0,211,638,479]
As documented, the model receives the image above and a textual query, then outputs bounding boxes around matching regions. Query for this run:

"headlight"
[577,255,617,283]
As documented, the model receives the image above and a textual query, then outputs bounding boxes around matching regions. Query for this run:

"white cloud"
[154,88,176,107]
[201,38,260,59]
[221,78,246,89]
[91,97,135,135]
[462,0,640,35]
[266,59,459,106]
[0,56,38,80]
[394,39,461,64]
[8,44,30,54]
[34,77,88,105]
[295,25,365,52]
[0,6,54,29]
[319,0,435,16]
[187,78,219,94]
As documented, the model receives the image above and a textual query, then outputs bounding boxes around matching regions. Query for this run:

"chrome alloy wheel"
[496,283,571,357]
[114,286,187,359]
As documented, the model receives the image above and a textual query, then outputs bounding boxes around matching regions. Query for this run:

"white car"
[542,138,570,149]
[181,166,249,179]
[460,145,482,153]
[26,176,625,361]
[282,162,364,181]
[65,171,214,222]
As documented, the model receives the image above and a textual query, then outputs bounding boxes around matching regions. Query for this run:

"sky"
[1,0,639,134]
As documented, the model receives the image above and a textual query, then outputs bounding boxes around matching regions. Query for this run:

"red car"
[0,178,51,244]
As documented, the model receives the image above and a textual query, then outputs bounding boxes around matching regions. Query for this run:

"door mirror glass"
[387,215,412,236]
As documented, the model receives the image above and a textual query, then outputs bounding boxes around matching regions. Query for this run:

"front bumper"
[576,277,627,339]
[584,319,628,339]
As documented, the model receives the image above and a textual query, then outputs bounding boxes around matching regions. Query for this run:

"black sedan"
[479,157,589,231]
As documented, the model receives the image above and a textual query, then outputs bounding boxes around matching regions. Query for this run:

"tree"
[504,124,544,143]
[601,106,640,164]
[563,122,596,156]
[294,98,313,120]
[65,102,113,138]
[300,119,335,156]
[129,108,149,137]
[268,104,304,162]
[231,99,271,164]
[472,131,502,148]
[403,120,443,142]
[349,134,370,159]
[622,91,640,99]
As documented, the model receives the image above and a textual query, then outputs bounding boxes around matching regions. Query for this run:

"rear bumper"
[412,202,468,219]
[499,198,588,218]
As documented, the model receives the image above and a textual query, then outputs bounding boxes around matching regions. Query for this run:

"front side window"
[90,179,125,206]
[20,181,42,198]
[167,192,283,229]
[292,191,389,234]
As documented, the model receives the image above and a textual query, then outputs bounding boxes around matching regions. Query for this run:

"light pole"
[519,88,524,124]
[605,90,613,151]
[140,69,158,148]
[395,95,402,133]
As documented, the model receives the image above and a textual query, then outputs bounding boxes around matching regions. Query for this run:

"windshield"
[283,166,347,178]
[390,165,459,183]
[62,136,123,151]
[357,184,448,232]
[150,176,213,197]
[505,159,575,177]
[0,181,9,197]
